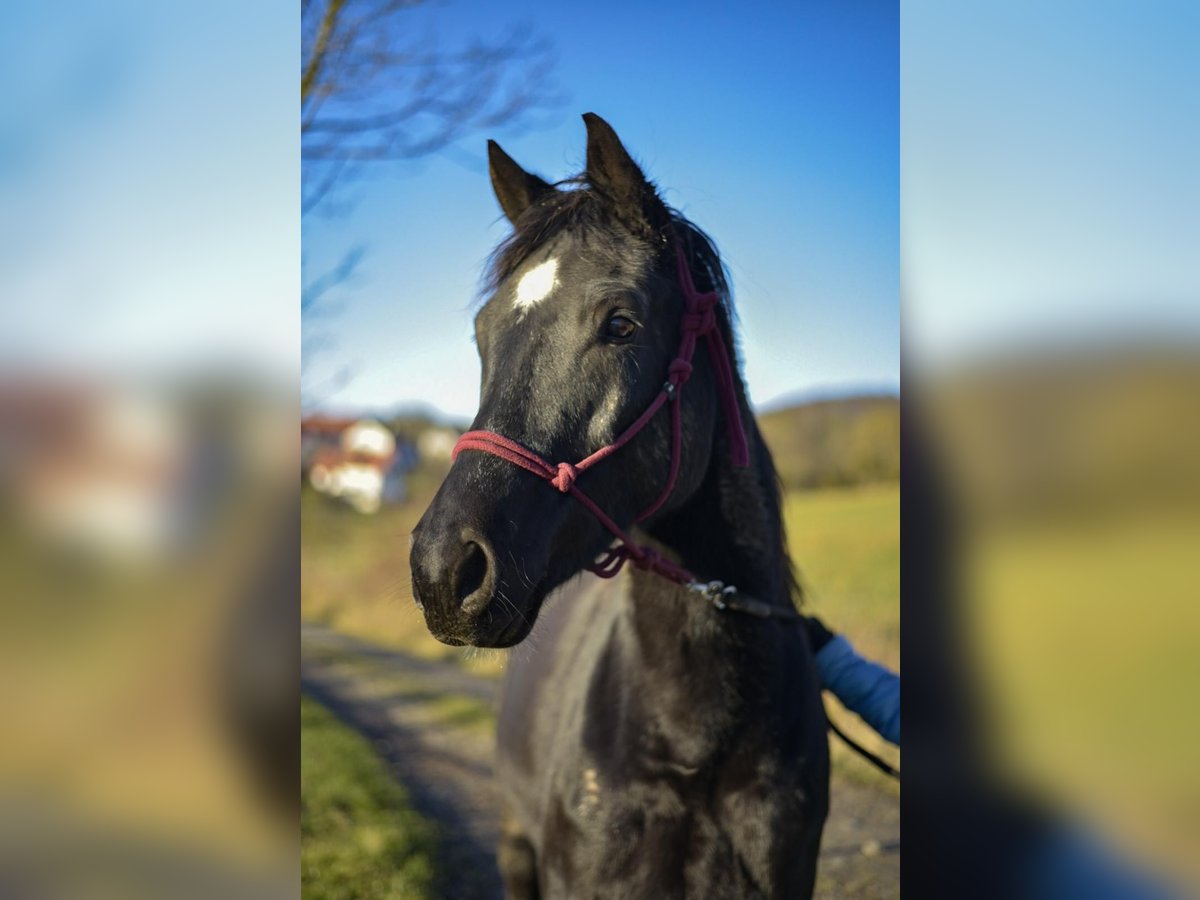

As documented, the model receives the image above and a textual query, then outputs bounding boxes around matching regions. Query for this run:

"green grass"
[782,483,901,786]
[301,696,439,900]
[784,483,900,670]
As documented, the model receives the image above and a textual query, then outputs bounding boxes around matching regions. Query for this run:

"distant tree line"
[757,396,900,490]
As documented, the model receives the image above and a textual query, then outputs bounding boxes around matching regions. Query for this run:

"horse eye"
[604,315,637,341]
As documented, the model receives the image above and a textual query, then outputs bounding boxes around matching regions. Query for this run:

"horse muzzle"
[409,514,546,649]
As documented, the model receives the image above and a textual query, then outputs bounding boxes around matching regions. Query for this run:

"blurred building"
[416,425,458,462]
[301,415,409,513]
[0,381,201,560]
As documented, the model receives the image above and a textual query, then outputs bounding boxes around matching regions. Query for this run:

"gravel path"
[301,623,899,899]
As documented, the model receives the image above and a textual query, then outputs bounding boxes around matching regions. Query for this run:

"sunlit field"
[301,696,438,900]
[784,483,901,671]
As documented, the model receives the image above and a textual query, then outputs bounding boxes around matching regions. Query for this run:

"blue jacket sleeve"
[814,635,900,746]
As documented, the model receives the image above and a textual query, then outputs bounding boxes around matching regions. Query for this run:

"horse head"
[409,114,740,648]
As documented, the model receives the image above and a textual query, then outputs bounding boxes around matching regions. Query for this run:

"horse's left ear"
[583,113,669,235]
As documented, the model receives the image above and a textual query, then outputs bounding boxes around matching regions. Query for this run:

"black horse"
[410,114,829,898]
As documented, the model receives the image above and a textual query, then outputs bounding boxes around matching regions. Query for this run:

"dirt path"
[301,623,899,899]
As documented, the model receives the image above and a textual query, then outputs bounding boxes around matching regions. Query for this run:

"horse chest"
[533,738,808,899]
[498,582,827,897]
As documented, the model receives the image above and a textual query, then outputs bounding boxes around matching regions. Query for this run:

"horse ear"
[488,140,553,224]
[582,112,668,234]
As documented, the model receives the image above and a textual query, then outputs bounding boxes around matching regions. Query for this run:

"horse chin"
[427,579,549,649]
[469,609,539,649]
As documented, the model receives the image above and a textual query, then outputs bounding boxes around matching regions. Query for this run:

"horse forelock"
[482,179,732,316]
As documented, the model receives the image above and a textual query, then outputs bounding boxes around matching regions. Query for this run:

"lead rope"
[827,717,900,780]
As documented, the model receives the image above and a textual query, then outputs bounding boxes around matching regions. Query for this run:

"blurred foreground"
[909,348,1200,897]
[0,0,296,889]
[0,371,298,898]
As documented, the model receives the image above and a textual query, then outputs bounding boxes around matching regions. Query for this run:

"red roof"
[301,414,360,436]
[308,446,394,472]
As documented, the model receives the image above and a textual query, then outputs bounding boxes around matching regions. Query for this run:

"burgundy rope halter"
[452,242,750,588]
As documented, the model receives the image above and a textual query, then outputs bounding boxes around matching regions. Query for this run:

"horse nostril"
[454,540,491,611]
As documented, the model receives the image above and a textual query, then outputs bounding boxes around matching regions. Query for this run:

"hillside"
[757,395,900,490]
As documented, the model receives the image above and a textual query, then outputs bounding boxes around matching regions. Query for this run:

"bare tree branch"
[301,245,366,316]
[301,0,563,216]
[300,0,344,103]
[300,0,563,398]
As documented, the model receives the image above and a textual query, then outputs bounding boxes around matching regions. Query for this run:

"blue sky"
[0,1,297,378]
[304,1,899,417]
[904,1,1200,368]
[5,2,1192,412]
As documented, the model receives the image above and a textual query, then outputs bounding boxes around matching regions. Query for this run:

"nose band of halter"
[452,241,750,586]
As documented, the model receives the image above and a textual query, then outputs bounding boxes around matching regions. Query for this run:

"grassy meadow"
[301,696,438,900]
[784,483,900,671]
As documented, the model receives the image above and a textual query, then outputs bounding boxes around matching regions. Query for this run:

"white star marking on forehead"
[513,258,559,312]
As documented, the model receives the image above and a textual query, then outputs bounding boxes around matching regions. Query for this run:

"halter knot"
[667,358,694,384]
[681,304,717,335]
[551,462,579,493]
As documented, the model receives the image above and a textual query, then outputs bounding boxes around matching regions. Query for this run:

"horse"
[410,113,829,899]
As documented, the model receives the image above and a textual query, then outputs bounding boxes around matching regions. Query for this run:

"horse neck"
[646,347,794,610]
[617,336,797,659]
[612,394,796,741]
